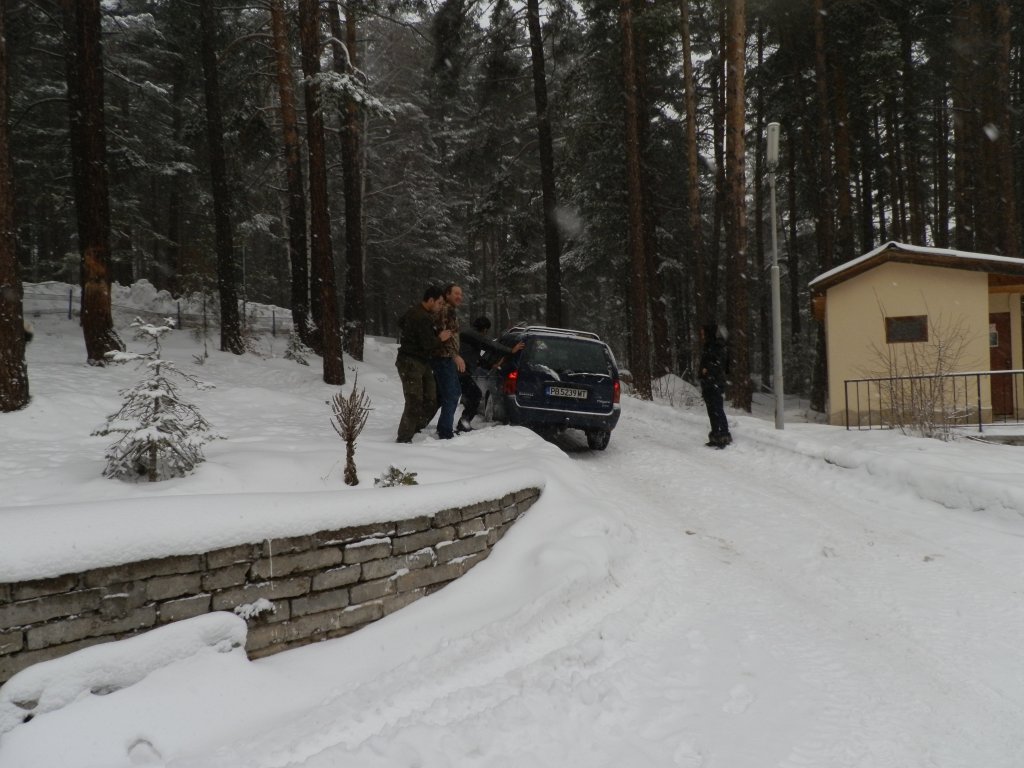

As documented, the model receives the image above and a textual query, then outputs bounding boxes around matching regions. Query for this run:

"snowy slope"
[1,287,1023,768]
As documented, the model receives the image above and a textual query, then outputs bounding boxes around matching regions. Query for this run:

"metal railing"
[844,370,1024,432]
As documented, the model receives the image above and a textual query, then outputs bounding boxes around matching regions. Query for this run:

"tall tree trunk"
[854,102,876,252]
[165,57,187,296]
[809,0,833,413]
[329,0,366,360]
[709,6,726,317]
[619,0,651,399]
[199,0,243,355]
[873,112,888,240]
[934,92,951,248]
[644,206,671,377]
[299,0,344,385]
[898,9,926,245]
[526,0,562,327]
[952,0,979,251]
[0,0,29,411]
[724,0,750,411]
[634,1,670,377]
[61,0,123,364]
[785,32,807,343]
[270,0,314,350]
[787,128,800,339]
[832,63,855,264]
[753,19,768,387]
[886,96,907,241]
[1015,13,1024,256]
[991,0,1019,257]
[679,0,705,362]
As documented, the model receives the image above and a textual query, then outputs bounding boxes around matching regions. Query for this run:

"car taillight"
[504,369,519,395]
[613,379,621,404]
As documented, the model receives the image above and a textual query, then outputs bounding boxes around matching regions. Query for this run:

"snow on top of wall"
[0,471,542,583]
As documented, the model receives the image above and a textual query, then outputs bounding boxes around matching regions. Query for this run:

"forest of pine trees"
[1,0,1022,413]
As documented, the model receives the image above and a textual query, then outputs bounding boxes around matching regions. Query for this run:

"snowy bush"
[374,466,418,487]
[93,317,219,482]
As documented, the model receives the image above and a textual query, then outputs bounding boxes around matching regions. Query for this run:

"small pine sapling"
[374,466,419,487]
[283,330,312,366]
[189,290,216,364]
[329,373,372,486]
[241,305,270,358]
[94,317,219,482]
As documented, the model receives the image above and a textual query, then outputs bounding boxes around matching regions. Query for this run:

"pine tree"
[94,318,218,482]
[61,0,124,364]
[299,0,344,385]
[198,0,243,355]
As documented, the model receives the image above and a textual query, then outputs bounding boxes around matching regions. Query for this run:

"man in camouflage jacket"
[430,284,465,439]
[395,286,451,442]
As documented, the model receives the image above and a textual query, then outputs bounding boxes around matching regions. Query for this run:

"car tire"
[586,429,611,451]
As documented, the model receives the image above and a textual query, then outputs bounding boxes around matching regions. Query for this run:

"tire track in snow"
[580,404,1024,766]
[169,475,655,767]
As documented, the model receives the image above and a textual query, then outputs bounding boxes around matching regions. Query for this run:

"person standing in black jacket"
[456,316,523,432]
[395,286,452,443]
[699,324,732,448]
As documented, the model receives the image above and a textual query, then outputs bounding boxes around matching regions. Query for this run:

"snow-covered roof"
[809,241,1024,294]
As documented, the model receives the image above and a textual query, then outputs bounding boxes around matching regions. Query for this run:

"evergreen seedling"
[283,330,312,366]
[374,466,418,487]
[94,317,218,482]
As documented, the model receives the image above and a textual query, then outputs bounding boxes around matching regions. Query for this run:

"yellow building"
[809,241,1024,427]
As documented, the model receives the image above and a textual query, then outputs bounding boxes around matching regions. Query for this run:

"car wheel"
[586,429,611,451]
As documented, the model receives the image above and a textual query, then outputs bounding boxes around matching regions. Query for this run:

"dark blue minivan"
[477,325,621,450]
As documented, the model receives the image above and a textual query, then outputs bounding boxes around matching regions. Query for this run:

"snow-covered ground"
[2,285,1024,767]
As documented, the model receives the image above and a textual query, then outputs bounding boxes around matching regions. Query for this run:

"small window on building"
[885,315,928,344]
[990,323,999,348]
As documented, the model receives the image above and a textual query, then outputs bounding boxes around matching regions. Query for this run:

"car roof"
[503,325,604,342]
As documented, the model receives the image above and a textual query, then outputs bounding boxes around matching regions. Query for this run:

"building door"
[989,312,1013,416]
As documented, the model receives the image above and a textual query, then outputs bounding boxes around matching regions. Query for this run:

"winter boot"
[706,432,728,449]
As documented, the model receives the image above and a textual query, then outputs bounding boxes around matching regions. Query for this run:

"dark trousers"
[396,355,436,442]
[431,357,461,438]
[701,383,730,442]
[459,370,482,422]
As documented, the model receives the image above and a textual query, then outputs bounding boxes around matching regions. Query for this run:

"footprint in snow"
[686,629,707,652]
[127,738,163,766]
[722,683,756,714]
[673,740,705,767]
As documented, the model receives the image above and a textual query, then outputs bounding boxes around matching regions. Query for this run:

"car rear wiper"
[531,363,561,380]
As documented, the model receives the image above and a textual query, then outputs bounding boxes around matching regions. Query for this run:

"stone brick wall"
[0,488,540,685]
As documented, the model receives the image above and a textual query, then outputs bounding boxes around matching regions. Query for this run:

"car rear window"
[525,337,612,375]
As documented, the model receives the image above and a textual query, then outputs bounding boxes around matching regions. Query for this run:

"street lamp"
[766,122,784,429]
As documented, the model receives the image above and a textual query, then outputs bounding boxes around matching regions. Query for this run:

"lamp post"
[766,122,784,429]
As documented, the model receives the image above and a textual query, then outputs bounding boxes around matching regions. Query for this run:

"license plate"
[548,386,587,399]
